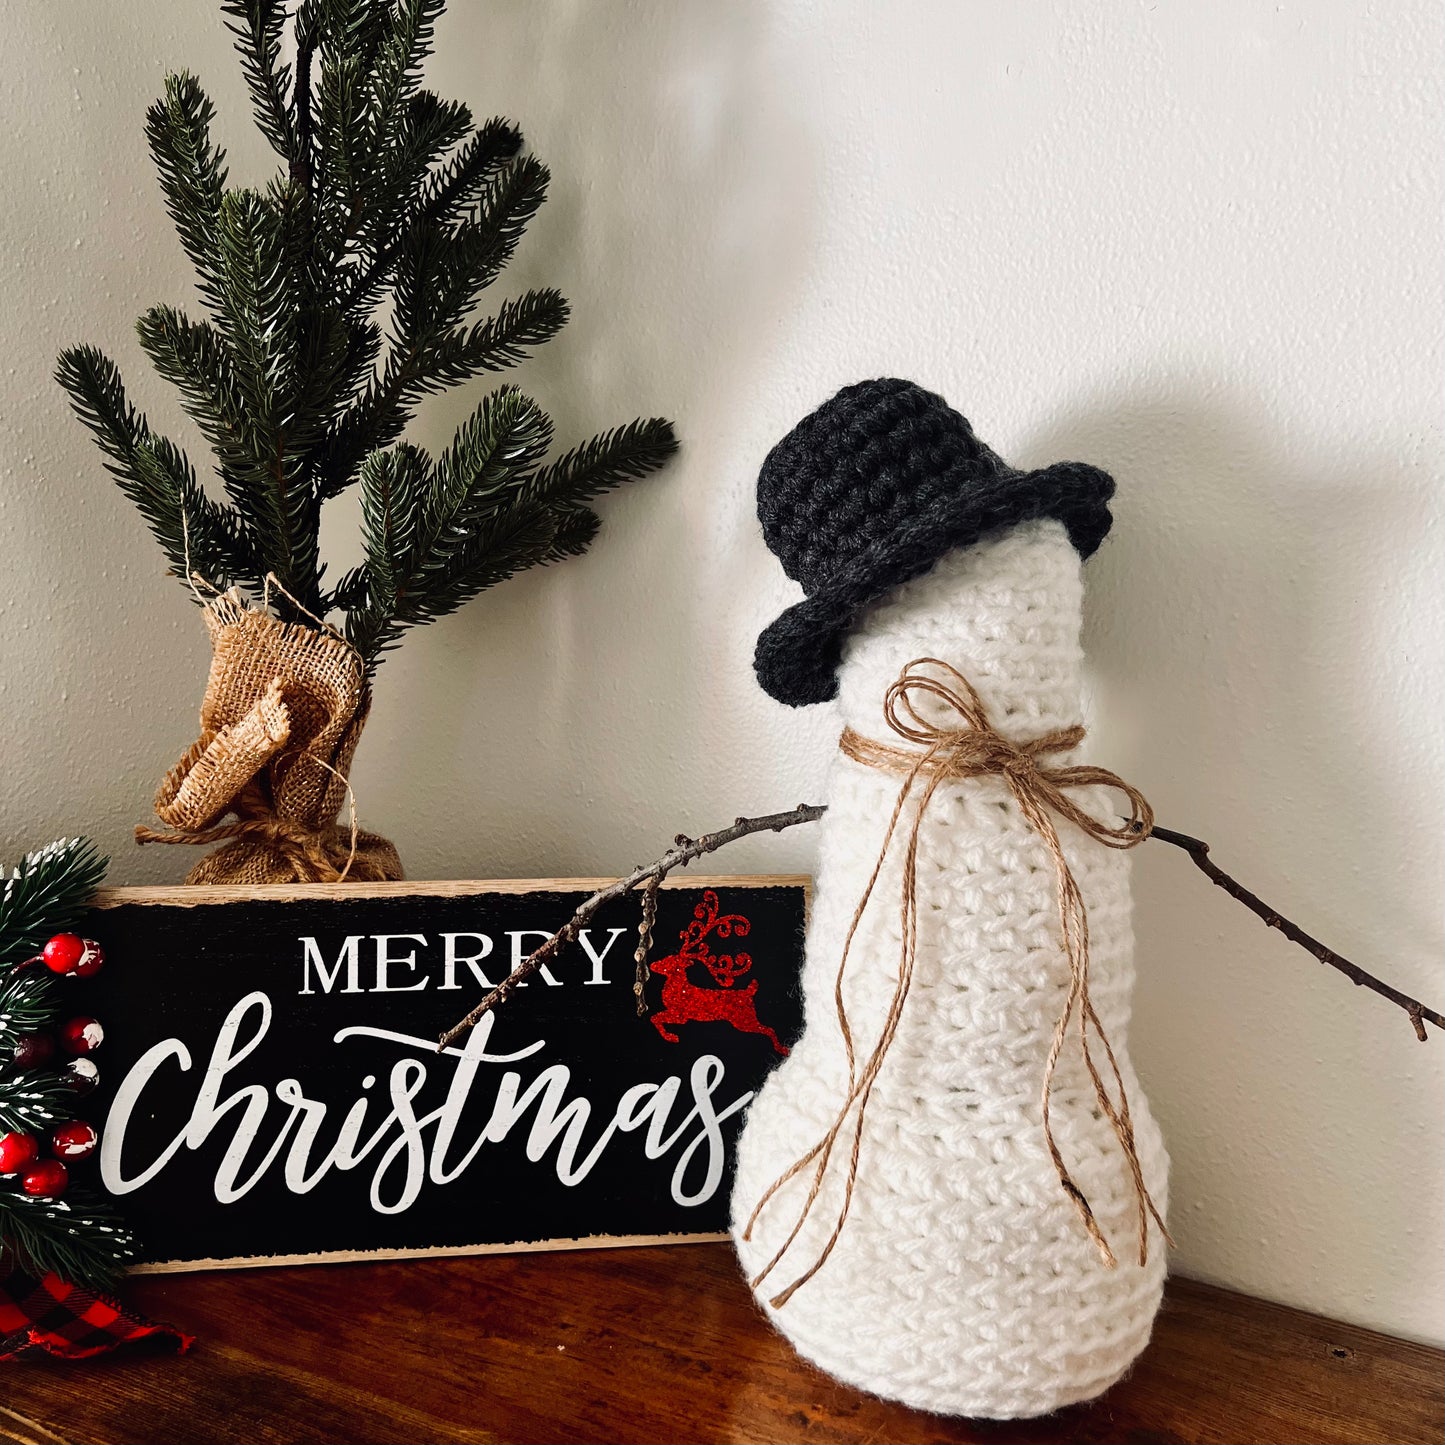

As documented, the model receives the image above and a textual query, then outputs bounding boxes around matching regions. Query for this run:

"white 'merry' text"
[298,927,631,994]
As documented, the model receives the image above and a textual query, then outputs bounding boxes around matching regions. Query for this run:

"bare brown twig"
[1145,824,1444,1042]
[634,877,661,1018]
[436,804,827,1051]
[437,805,1443,1052]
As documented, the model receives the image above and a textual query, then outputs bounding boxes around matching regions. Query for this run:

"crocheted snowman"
[732,380,1170,1420]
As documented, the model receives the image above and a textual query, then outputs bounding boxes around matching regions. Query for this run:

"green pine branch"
[427,384,554,535]
[544,505,603,562]
[134,304,270,535]
[145,72,228,314]
[366,0,446,150]
[359,90,471,273]
[316,289,569,502]
[391,155,550,347]
[63,0,678,676]
[0,972,60,1056]
[0,1189,135,1294]
[343,394,678,664]
[0,840,108,969]
[0,837,131,1293]
[220,0,298,161]
[214,189,320,601]
[531,419,682,508]
[347,385,551,659]
[414,289,571,395]
[0,1071,75,1136]
[418,116,522,228]
[55,346,253,588]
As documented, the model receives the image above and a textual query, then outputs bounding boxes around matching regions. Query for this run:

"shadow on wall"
[368,0,819,876]
[1024,390,1439,1312]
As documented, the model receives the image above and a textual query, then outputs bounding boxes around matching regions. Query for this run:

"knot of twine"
[136,769,370,885]
[743,657,1171,1308]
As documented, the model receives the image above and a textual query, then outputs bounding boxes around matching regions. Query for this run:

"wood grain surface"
[2,1245,1439,1445]
[88,874,812,907]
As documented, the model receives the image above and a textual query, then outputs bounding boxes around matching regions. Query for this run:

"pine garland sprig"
[0,1188,135,1294]
[0,973,60,1056]
[0,839,133,1294]
[0,839,107,968]
[0,1071,76,1136]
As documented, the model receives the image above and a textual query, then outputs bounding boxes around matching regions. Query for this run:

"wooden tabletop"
[2,1245,1440,1445]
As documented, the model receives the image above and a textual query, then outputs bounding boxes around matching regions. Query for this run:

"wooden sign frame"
[81,875,809,1274]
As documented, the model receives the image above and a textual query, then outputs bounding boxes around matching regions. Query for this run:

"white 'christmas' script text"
[99,991,752,1213]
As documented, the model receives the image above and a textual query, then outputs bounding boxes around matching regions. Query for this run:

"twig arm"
[439,802,1444,1054]
[436,805,826,1050]
[1147,824,1444,1041]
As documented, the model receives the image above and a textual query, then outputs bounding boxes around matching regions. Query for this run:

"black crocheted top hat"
[754,378,1116,707]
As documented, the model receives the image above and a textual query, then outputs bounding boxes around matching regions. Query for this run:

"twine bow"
[743,657,1171,1308]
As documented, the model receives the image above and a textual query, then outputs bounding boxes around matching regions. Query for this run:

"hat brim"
[753,461,1114,706]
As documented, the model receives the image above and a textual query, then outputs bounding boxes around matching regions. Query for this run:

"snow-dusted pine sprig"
[0,971,59,1055]
[0,836,131,1292]
[0,838,108,967]
[0,1190,135,1294]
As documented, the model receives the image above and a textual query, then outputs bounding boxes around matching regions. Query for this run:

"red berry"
[73,939,105,978]
[19,1159,68,1197]
[0,1131,39,1173]
[65,1058,100,1095]
[11,1032,55,1068]
[51,1121,98,1161]
[58,1017,104,1056]
[41,933,85,975]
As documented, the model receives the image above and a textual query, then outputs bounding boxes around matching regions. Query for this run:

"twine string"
[180,508,221,604]
[743,657,1171,1308]
[262,571,347,641]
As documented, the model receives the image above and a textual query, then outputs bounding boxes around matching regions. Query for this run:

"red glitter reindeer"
[649,891,788,1055]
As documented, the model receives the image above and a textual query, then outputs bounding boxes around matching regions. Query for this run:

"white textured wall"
[1,1,1441,1345]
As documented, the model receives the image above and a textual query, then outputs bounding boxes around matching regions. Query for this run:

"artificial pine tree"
[0,841,133,1292]
[56,1,677,884]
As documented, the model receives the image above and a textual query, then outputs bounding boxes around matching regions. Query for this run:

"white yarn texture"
[732,520,1169,1420]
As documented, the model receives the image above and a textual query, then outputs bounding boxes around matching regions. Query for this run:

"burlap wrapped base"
[139,590,402,885]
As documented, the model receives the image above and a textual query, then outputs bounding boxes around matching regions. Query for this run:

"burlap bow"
[136,590,402,885]
[743,657,1170,1307]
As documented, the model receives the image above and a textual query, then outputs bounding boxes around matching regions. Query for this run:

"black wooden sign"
[80,876,806,1271]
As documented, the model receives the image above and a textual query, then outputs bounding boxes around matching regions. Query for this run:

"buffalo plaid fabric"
[0,1265,193,1360]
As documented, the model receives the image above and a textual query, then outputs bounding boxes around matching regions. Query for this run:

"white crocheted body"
[731,520,1169,1419]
